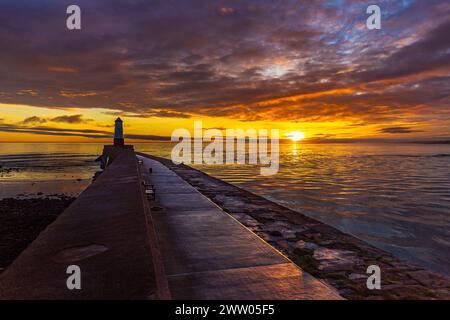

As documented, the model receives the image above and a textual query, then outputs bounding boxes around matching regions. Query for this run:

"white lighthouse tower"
[114,117,124,147]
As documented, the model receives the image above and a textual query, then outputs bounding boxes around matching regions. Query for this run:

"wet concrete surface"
[139,156,342,300]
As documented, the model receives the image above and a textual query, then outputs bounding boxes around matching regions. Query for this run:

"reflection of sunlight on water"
[292,142,298,156]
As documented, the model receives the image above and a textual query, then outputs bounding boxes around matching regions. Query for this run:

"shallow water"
[0,143,101,198]
[1,142,449,275]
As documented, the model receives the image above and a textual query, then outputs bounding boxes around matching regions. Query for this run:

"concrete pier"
[138,156,342,300]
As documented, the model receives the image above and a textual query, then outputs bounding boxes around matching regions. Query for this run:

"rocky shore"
[141,153,450,300]
[0,196,75,273]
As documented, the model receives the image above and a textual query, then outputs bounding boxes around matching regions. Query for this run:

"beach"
[0,196,75,273]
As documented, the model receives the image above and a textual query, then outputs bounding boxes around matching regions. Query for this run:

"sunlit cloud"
[0,0,448,141]
[59,90,98,98]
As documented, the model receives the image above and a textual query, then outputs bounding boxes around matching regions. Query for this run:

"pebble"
[295,240,319,251]
[313,248,361,271]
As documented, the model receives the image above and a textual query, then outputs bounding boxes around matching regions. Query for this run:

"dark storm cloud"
[0,0,449,126]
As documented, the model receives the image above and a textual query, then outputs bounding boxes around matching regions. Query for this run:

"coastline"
[139,153,450,300]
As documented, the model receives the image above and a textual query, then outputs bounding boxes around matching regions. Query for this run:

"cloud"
[379,126,423,134]
[218,6,235,16]
[59,90,98,97]
[124,134,171,141]
[22,116,46,124]
[50,114,89,124]
[312,133,335,139]
[357,19,450,82]
[0,123,169,140]
[20,114,91,125]
[0,0,448,136]
[105,110,191,119]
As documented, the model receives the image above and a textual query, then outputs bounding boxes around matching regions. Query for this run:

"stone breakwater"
[140,154,450,300]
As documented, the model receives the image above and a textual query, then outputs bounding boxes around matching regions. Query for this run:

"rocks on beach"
[0,167,22,177]
[0,195,75,273]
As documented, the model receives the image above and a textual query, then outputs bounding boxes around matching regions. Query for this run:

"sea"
[0,142,449,275]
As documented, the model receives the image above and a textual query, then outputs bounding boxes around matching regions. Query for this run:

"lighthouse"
[98,117,133,168]
[114,117,124,147]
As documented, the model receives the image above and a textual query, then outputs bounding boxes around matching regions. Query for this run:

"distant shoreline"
[1,139,449,144]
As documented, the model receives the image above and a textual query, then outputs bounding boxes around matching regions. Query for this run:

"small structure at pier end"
[114,117,125,147]
[98,118,134,168]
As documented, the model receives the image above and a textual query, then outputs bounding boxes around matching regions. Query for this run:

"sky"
[0,0,449,142]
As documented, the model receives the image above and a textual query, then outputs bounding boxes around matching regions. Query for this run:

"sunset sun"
[286,131,305,141]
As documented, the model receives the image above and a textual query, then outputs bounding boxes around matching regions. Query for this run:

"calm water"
[1,142,449,275]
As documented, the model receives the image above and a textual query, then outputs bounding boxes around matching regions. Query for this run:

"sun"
[286,131,305,142]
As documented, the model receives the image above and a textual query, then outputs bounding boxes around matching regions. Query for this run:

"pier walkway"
[138,155,342,299]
